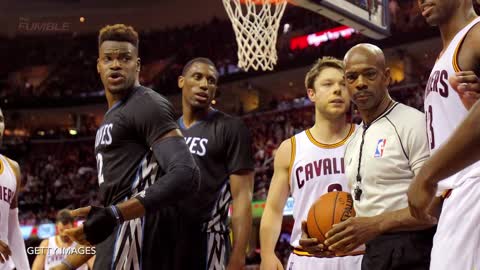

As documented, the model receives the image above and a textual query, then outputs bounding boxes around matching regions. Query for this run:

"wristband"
[109,205,124,225]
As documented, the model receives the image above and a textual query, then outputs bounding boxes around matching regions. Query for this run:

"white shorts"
[286,253,363,270]
[430,177,480,270]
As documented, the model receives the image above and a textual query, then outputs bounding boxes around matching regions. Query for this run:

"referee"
[322,44,439,270]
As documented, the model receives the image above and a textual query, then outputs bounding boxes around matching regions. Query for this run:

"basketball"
[306,191,356,242]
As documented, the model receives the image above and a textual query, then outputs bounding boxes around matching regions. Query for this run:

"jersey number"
[96,153,104,186]
[327,183,343,192]
[427,105,435,149]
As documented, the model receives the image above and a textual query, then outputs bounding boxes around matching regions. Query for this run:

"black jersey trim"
[385,116,409,160]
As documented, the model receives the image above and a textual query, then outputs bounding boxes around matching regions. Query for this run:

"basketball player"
[317,44,437,270]
[408,72,480,188]
[0,108,30,270]
[407,1,480,269]
[260,57,362,270]
[32,210,92,270]
[406,73,480,176]
[58,24,200,270]
[176,57,254,269]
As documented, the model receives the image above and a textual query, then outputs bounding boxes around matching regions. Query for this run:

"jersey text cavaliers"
[296,157,345,189]
[0,186,14,204]
[425,69,449,99]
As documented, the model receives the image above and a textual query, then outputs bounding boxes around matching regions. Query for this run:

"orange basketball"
[306,191,355,242]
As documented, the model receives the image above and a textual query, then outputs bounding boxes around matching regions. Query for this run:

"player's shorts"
[286,252,362,270]
[174,218,231,270]
[93,207,180,270]
[362,227,435,270]
[430,177,480,270]
[205,230,231,269]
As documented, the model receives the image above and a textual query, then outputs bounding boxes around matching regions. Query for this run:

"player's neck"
[310,114,350,144]
[182,106,212,128]
[360,95,393,126]
[439,11,477,49]
[105,81,140,109]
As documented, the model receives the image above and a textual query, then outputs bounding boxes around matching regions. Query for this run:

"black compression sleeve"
[135,136,200,212]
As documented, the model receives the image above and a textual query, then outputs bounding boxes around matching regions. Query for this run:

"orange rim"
[238,0,288,4]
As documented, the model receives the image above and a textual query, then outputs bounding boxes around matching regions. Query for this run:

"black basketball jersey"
[93,86,179,270]
[94,86,177,206]
[178,109,254,233]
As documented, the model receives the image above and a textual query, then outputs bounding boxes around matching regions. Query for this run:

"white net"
[222,0,288,71]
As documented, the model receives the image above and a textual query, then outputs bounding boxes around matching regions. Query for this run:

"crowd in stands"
[1,0,433,103]
[18,141,99,225]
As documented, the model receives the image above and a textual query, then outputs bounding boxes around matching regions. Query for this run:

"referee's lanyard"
[354,125,368,201]
[354,100,394,201]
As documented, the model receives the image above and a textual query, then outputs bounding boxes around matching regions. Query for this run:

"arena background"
[1,0,479,268]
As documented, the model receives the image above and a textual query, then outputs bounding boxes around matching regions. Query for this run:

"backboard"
[291,0,390,39]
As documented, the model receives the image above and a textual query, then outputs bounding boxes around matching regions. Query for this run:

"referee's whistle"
[354,186,362,201]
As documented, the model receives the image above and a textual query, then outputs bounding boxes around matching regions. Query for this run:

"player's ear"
[383,67,391,86]
[306,88,316,102]
[96,58,100,74]
[178,76,185,89]
[136,58,141,72]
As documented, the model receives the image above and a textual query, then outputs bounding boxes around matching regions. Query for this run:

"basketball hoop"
[222,0,288,71]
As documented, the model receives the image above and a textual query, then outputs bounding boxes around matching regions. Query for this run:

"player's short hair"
[98,24,139,50]
[56,209,74,225]
[182,57,219,78]
[305,57,344,90]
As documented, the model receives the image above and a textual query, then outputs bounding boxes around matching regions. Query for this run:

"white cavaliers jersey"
[45,236,88,270]
[0,155,16,270]
[425,17,480,192]
[289,124,355,247]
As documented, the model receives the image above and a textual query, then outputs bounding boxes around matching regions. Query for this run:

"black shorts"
[174,218,231,270]
[93,207,180,270]
[361,226,436,270]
